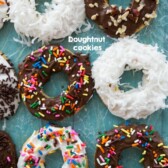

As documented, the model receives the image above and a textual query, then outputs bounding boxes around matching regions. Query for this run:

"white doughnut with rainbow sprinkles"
[18,123,88,168]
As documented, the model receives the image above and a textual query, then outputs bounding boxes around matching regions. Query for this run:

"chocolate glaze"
[84,0,158,37]
[0,131,17,168]
[95,124,168,168]
[18,45,94,121]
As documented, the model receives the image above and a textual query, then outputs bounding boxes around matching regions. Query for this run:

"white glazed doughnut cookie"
[8,0,86,44]
[0,51,20,119]
[0,0,8,29]
[18,123,88,168]
[92,38,168,120]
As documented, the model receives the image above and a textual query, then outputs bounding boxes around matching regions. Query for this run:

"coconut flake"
[0,0,8,29]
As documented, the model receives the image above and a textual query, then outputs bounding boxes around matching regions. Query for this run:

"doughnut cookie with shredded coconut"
[0,51,20,120]
[18,124,88,168]
[84,0,158,38]
[92,38,168,120]
[8,0,86,44]
[0,0,8,29]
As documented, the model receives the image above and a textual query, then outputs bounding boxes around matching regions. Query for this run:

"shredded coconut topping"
[0,0,8,29]
[8,0,86,44]
[92,38,168,120]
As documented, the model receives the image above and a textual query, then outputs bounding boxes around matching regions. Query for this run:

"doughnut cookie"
[84,0,158,37]
[18,45,94,121]
[0,0,8,29]
[0,131,17,168]
[0,51,20,120]
[92,38,168,119]
[95,124,168,167]
[18,123,88,168]
[8,0,86,44]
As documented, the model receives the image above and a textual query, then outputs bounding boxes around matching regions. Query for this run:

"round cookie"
[18,45,94,121]
[0,131,17,168]
[95,124,168,167]
[92,38,168,119]
[0,0,8,29]
[0,51,20,120]
[8,0,86,44]
[84,0,158,37]
[18,123,88,168]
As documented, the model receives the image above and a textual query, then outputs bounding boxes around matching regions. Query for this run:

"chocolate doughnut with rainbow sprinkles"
[0,131,17,168]
[84,0,159,37]
[95,124,168,168]
[18,45,94,121]
[18,123,88,168]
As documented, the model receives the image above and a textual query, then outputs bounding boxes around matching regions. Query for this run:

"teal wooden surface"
[0,1,168,167]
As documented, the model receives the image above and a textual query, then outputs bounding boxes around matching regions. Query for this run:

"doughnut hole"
[36,0,53,13]
[109,0,131,9]
[43,71,69,98]
[119,69,143,92]
[119,148,143,167]
[45,150,63,167]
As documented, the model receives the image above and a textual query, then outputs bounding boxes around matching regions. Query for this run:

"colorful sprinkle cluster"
[96,124,168,168]
[18,123,87,168]
[18,45,94,120]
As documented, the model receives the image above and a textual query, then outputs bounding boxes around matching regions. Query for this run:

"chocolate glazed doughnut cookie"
[95,124,168,167]
[18,45,94,121]
[0,131,17,168]
[84,0,159,37]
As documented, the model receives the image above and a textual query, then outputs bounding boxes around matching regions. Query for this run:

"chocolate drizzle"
[95,124,168,168]
[84,0,158,37]
[0,131,17,168]
[18,45,94,121]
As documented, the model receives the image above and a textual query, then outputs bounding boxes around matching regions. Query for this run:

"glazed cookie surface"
[95,124,168,167]
[0,51,20,120]
[18,45,94,121]
[18,124,88,168]
[0,131,17,168]
[84,0,158,37]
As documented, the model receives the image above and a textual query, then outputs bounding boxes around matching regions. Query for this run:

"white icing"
[92,38,168,119]
[0,0,8,29]
[8,0,86,44]
[0,53,20,119]
[18,125,87,168]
